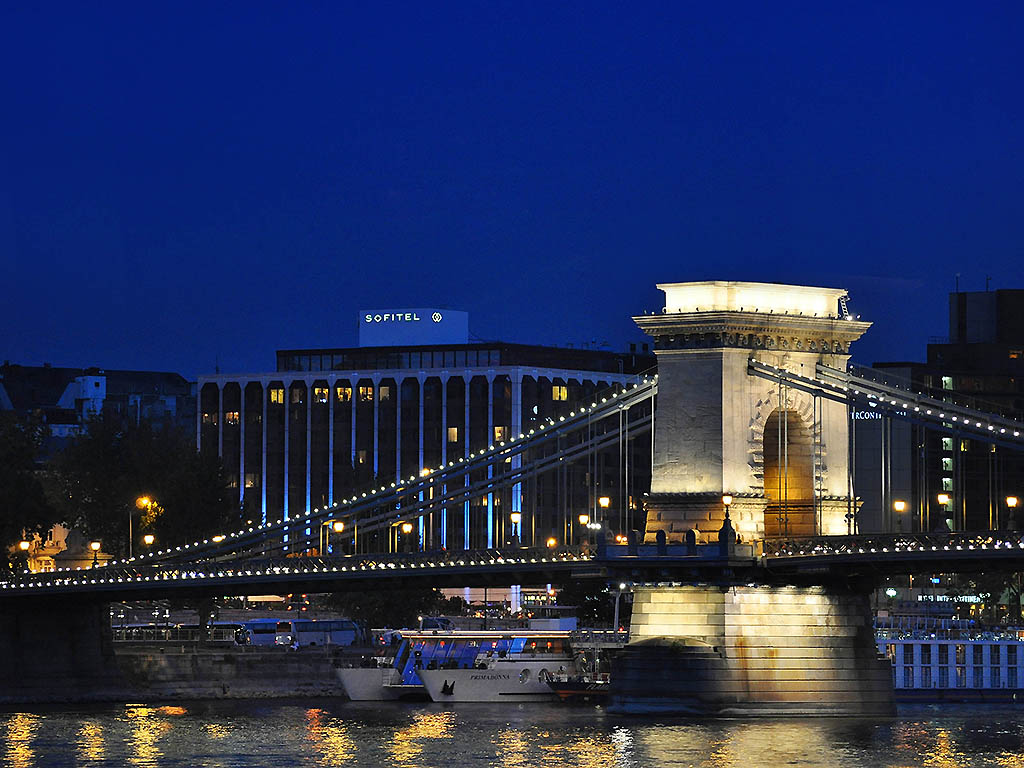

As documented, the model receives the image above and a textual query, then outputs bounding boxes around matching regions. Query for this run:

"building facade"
[0,362,194,447]
[855,290,1024,533]
[197,341,654,551]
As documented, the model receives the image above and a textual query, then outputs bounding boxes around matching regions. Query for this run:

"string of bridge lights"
[771,537,1024,558]
[0,550,595,593]
[754,362,1024,439]
[33,375,658,576]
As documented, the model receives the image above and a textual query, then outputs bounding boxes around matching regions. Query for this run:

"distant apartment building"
[855,290,1024,533]
[197,308,654,550]
[0,362,195,447]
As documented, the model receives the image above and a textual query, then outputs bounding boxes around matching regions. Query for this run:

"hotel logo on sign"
[364,312,423,324]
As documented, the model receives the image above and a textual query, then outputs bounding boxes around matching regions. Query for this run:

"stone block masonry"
[611,585,895,716]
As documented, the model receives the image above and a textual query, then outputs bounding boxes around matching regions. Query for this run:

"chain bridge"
[4,280,1024,714]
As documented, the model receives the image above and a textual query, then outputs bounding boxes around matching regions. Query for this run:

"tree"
[553,579,621,627]
[54,417,238,557]
[322,586,449,629]
[0,412,58,569]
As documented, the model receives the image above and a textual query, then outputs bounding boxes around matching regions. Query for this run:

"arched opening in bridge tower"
[762,409,815,537]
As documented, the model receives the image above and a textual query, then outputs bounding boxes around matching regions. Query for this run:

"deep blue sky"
[2,3,1021,378]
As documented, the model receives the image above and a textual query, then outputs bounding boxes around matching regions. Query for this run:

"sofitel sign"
[363,311,443,324]
[358,308,468,347]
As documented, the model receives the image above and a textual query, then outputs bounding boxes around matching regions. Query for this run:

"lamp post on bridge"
[90,541,101,568]
[893,500,906,533]
[1007,496,1019,530]
[578,513,590,547]
[510,512,521,547]
[937,493,952,532]
[320,520,344,555]
[614,582,628,631]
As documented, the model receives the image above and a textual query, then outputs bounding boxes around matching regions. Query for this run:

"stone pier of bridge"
[611,281,894,715]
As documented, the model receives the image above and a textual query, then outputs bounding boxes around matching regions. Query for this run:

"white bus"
[275,619,362,648]
[237,618,281,646]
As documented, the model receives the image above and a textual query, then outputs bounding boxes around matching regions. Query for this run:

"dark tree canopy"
[54,417,239,558]
[0,412,57,567]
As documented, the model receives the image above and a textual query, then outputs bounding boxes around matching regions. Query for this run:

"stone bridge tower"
[634,281,871,543]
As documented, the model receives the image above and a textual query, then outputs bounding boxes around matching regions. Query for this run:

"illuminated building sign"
[358,308,469,347]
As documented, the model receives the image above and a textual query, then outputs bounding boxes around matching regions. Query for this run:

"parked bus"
[275,619,362,648]
[236,618,281,646]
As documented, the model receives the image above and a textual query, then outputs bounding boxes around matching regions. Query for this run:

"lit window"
[447,426,459,443]
[941,376,953,390]
[336,386,352,402]
[941,437,953,452]
[1011,350,1022,360]
[225,411,240,425]
[291,389,304,405]
[552,385,568,401]
[942,477,953,491]
[244,473,259,488]
[270,388,285,404]
[358,386,374,402]
[202,412,217,425]
[356,450,367,465]
[313,387,329,404]
[494,426,507,441]
[941,457,953,472]
[960,439,970,452]
[379,385,391,401]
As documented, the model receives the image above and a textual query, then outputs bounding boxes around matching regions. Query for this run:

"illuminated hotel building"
[197,309,653,550]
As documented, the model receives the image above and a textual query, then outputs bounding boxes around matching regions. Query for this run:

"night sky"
[2,3,1021,378]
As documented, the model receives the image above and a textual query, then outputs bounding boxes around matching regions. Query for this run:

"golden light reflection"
[203,722,231,740]
[924,728,968,768]
[704,736,738,768]
[125,705,173,765]
[559,733,619,768]
[494,728,530,768]
[156,706,188,717]
[388,711,457,767]
[76,720,106,763]
[4,713,40,768]
[305,707,357,765]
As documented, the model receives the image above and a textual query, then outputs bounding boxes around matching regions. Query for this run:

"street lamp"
[722,495,733,522]
[90,541,101,568]
[400,521,414,553]
[598,497,610,509]
[1007,496,1019,530]
[510,512,521,545]
[937,493,952,532]
[546,536,557,549]
[18,540,30,552]
[320,520,344,554]
[142,534,155,547]
[134,496,157,559]
[893,500,906,532]
[614,582,627,630]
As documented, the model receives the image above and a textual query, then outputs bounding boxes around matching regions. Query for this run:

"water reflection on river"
[4,702,1024,767]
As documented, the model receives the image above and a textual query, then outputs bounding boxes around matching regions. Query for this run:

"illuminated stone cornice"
[633,311,871,354]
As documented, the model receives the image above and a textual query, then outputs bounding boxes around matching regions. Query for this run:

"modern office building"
[855,289,1024,533]
[197,310,654,551]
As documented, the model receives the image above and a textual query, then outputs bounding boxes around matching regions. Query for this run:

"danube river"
[4,701,1024,767]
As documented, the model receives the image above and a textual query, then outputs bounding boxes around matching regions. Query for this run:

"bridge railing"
[0,547,592,592]
[763,531,1024,558]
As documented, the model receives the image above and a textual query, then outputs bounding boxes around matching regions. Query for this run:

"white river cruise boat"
[337,629,562,701]
[417,631,578,702]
